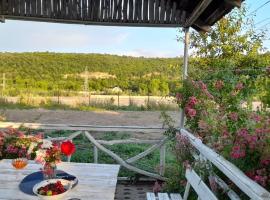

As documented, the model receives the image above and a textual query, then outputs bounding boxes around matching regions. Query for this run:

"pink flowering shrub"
[176,78,270,190]
[0,128,43,159]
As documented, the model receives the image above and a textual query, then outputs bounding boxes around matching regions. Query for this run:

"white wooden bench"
[147,168,218,200]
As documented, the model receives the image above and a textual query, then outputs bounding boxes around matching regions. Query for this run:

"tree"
[189,7,265,60]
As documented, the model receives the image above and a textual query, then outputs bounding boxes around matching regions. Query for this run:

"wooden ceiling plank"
[185,0,213,27]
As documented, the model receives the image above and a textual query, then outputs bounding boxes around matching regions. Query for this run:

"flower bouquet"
[35,139,76,179]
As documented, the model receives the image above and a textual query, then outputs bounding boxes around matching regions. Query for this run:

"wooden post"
[159,144,166,176]
[180,27,190,128]
[94,145,98,163]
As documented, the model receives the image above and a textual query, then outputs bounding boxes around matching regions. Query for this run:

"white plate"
[33,179,72,200]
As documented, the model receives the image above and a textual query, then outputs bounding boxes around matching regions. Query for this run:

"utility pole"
[84,67,91,105]
[2,73,6,97]
[84,67,89,95]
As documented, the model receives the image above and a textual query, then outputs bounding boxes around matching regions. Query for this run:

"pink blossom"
[214,80,224,90]
[261,159,270,166]
[245,135,258,150]
[6,145,19,154]
[254,175,267,187]
[205,91,214,99]
[255,128,265,138]
[230,145,246,159]
[250,113,262,122]
[235,82,244,90]
[175,93,183,103]
[191,80,199,88]
[246,171,255,179]
[237,128,249,137]
[176,133,190,147]
[198,120,209,132]
[222,129,230,139]
[198,81,207,90]
[17,131,25,138]
[188,96,198,107]
[35,132,44,139]
[229,112,238,121]
[153,181,162,193]
[186,108,197,118]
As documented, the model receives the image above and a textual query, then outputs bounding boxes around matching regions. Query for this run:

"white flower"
[27,142,38,155]
[35,149,47,164]
[41,139,53,149]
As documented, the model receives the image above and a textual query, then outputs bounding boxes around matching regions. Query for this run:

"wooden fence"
[0,122,270,199]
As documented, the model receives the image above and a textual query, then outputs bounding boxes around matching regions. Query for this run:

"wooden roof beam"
[185,0,213,27]
[193,19,211,32]
[225,0,242,8]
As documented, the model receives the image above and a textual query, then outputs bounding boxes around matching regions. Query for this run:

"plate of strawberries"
[33,179,72,200]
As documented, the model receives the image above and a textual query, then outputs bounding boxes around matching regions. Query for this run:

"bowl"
[12,158,28,169]
[33,179,72,200]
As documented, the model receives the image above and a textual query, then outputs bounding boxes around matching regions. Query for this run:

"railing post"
[159,144,166,176]
[94,145,98,163]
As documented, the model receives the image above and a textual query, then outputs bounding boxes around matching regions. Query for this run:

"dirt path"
[0,109,180,139]
[0,109,180,127]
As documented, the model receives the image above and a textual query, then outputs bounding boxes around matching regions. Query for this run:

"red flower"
[61,140,76,156]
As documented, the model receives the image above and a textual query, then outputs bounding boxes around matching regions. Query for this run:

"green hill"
[0,52,183,96]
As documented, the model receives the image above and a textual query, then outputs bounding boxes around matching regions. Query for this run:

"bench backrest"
[183,169,218,200]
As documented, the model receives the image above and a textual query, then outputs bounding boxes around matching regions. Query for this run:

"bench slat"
[158,193,170,200]
[185,169,218,200]
[170,193,183,200]
[147,192,156,200]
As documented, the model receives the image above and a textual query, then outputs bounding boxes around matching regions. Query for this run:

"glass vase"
[42,162,57,180]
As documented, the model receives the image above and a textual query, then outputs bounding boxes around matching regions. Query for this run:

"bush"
[175,78,270,191]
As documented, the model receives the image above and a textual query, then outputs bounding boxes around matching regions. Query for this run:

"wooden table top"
[0,159,120,200]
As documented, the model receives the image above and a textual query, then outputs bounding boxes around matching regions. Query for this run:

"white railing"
[181,128,270,200]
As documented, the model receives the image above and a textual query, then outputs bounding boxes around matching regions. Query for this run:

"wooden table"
[0,159,120,200]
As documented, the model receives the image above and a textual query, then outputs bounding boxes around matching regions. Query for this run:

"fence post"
[94,145,98,163]
[159,144,166,176]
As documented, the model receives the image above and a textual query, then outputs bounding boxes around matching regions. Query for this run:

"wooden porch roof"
[0,0,243,32]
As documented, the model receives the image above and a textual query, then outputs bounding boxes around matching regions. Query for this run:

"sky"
[0,0,269,58]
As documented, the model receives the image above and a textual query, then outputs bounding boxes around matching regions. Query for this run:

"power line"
[255,17,270,26]
[247,0,270,16]
[255,21,270,31]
